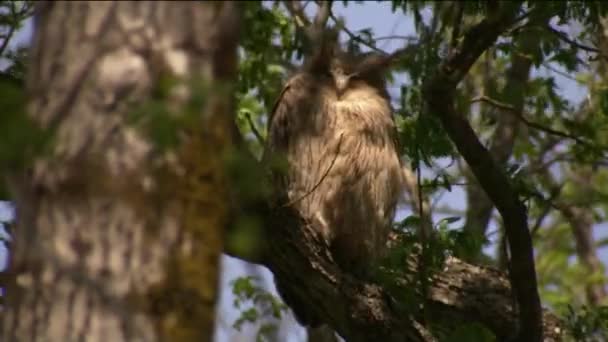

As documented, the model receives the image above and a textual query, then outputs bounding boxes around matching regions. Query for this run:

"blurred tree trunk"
[557,187,607,305]
[1,1,240,341]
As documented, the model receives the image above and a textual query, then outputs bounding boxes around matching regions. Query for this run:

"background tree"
[0,1,241,341]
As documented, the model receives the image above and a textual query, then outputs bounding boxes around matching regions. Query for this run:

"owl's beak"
[334,75,349,97]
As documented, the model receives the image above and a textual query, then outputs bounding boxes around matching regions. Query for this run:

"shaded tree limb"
[421,4,544,341]
[224,203,564,341]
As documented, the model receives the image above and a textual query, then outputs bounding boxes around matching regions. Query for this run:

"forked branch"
[422,4,544,341]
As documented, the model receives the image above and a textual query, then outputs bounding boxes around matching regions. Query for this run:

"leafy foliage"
[230,276,288,342]
[562,305,608,341]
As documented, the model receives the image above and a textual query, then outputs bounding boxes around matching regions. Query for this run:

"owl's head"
[326,50,392,96]
[305,31,395,96]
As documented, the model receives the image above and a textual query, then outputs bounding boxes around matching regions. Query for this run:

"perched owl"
[264,36,404,277]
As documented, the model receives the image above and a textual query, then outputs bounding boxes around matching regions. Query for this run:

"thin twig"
[328,11,386,53]
[0,23,15,57]
[281,133,344,208]
[541,62,581,82]
[420,181,468,188]
[470,95,600,149]
[0,1,18,57]
[547,25,605,56]
[245,113,265,146]
[530,184,563,237]
[375,35,418,42]
[283,0,311,30]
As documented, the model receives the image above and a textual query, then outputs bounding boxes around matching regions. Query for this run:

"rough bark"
[1,2,240,341]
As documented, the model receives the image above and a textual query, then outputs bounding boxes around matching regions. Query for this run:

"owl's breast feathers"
[265,70,404,274]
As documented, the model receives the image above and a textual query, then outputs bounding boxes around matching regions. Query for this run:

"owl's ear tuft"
[306,27,340,71]
[357,53,394,75]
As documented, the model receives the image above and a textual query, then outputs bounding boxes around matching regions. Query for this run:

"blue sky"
[1,2,606,341]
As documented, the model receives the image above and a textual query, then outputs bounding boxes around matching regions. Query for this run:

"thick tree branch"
[225,3,556,341]
[422,6,544,341]
[224,202,564,341]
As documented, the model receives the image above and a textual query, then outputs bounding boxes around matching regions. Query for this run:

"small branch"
[328,11,386,53]
[0,24,15,57]
[0,1,35,57]
[470,95,600,150]
[375,35,418,42]
[0,1,19,57]
[284,0,332,43]
[311,0,331,33]
[244,112,265,146]
[283,0,311,29]
[541,62,580,82]
[530,184,563,237]
[547,25,605,56]
[401,166,433,233]
[281,133,344,208]
[421,181,468,188]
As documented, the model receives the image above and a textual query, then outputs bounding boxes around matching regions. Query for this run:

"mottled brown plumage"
[265,39,403,276]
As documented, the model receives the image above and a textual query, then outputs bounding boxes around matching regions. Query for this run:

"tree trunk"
[559,168,607,304]
[1,2,240,341]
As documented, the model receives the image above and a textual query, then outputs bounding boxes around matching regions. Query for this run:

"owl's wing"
[262,74,308,203]
[266,80,293,139]
[265,73,310,153]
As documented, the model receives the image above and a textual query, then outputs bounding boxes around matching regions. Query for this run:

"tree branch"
[422,5,544,341]
[283,0,311,29]
[224,201,564,341]
[328,11,386,53]
[283,0,332,45]
[470,95,606,151]
[547,25,606,57]
[0,23,15,57]
[244,112,265,146]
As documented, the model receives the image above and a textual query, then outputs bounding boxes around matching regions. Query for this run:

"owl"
[264,36,404,277]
